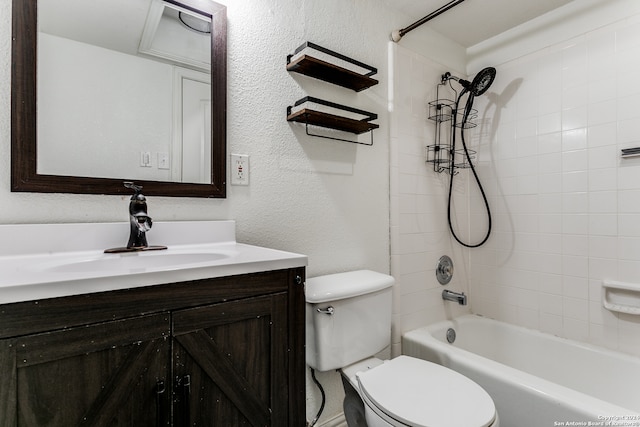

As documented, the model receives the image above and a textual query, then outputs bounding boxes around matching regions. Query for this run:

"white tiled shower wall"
[469,15,640,357]
[389,44,471,356]
[392,9,640,358]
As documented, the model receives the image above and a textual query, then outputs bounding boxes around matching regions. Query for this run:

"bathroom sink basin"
[0,221,307,305]
[38,250,237,274]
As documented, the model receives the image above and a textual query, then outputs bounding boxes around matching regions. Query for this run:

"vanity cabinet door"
[172,293,289,426]
[1,313,171,427]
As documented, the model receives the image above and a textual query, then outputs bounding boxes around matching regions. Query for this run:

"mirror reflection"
[11,0,226,198]
[37,0,212,184]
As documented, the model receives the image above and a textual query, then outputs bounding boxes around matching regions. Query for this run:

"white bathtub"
[403,315,640,427]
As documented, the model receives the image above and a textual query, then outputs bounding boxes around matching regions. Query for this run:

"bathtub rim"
[402,314,640,419]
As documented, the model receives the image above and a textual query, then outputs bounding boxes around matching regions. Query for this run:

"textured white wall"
[0,0,400,269]
[0,0,463,424]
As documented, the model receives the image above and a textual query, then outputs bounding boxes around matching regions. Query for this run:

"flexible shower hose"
[447,89,492,248]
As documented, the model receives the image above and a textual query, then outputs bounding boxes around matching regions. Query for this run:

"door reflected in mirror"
[38,0,212,184]
[11,0,226,197]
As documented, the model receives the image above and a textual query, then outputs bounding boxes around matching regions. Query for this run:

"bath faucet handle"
[436,255,454,285]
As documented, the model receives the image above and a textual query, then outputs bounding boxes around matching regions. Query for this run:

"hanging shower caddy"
[426,82,478,174]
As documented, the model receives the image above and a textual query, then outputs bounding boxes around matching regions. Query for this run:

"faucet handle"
[124,181,143,193]
[132,213,152,232]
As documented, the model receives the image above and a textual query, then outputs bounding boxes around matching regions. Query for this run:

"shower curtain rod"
[391,0,466,42]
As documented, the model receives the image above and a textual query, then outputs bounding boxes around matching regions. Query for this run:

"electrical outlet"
[231,154,249,185]
[157,152,169,170]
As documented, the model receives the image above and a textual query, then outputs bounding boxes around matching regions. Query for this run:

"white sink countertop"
[0,221,307,304]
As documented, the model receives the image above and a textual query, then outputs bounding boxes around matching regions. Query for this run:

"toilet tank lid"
[305,270,394,303]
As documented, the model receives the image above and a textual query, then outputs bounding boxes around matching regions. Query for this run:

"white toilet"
[305,270,498,427]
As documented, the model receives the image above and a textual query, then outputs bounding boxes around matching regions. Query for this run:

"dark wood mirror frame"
[11,0,227,198]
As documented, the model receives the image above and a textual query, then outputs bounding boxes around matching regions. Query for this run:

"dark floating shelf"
[287,97,379,145]
[286,42,378,92]
[287,55,379,92]
[287,109,380,134]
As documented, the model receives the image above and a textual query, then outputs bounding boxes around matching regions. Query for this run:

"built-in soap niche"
[602,280,640,315]
[286,42,378,145]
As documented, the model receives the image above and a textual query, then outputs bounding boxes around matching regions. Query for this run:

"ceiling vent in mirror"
[179,11,211,34]
[139,0,211,71]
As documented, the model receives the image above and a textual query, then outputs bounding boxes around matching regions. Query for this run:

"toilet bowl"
[305,270,498,427]
[349,356,498,427]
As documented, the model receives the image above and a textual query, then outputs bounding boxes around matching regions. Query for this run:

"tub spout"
[442,289,467,305]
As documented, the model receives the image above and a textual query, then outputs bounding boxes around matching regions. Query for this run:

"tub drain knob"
[446,328,456,344]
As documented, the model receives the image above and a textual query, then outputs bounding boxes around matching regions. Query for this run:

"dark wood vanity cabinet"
[4,314,171,426]
[172,293,290,426]
[0,268,306,427]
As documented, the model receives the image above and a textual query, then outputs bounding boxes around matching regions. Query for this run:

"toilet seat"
[356,356,496,427]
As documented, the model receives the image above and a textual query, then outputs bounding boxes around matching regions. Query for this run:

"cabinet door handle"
[155,380,166,427]
[179,374,191,426]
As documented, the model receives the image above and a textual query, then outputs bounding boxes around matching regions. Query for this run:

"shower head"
[442,67,496,96]
[470,67,496,96]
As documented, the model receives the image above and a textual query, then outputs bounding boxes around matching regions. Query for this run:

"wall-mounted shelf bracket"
[286,42,378,92]
[287,96,378,145]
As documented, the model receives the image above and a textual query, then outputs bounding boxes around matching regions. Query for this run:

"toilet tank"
[305,270,394,372]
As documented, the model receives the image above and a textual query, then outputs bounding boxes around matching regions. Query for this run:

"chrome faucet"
[125,182,153,249]
[103,182,166,254]
[442,289,467,305]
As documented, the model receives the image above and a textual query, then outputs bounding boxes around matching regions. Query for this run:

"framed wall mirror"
[11,0,227,197]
